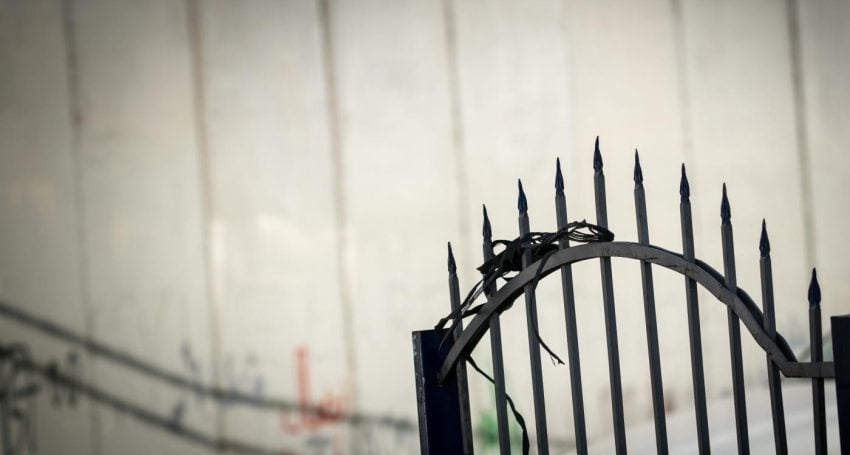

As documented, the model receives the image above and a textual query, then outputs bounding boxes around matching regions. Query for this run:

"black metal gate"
[412,140,849,454]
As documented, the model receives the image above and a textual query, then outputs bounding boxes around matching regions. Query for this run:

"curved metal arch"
[438,241,834,384]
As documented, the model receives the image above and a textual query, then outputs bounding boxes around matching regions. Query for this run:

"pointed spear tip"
[555,158,564,191]
[679,163,690,201]
[808,268,821,306]
[720,183,731,222]
[633,149,643,184]
[759,219,770,257]
[517,179,528,213]
[593,137,603,172]
[447,242,456,273]
[482,204,492,239]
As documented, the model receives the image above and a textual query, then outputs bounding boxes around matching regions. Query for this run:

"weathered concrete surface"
[68,0,214,453]
[0,1,94,453]
[195,0,352,448]
[678,2,812,419]
[797,0,850,328]
[0,1,848,453]
[328,0,460,444]
[583,381,841,454]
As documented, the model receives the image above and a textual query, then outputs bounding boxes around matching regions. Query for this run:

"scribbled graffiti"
[274,345,420,454]
[0,300,423,454]
[172,342,418,454]
[223,351,265,399]
[280,345,347,435]
[0,338,417,454]
[0,343,82,454]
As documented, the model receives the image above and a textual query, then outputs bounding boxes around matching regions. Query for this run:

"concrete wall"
[0,0,848,453]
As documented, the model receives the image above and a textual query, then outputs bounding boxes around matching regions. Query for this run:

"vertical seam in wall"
[670,0,695,174]
[561,0,585,165]
[670,0,701,233]
[60,1,100,453]
[440,0,472,269]
[185,0,225,448]
[784,0,817,270]
[558,1,574,163]
[316,0,359,426]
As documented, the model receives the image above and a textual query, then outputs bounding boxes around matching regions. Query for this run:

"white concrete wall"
[0,0,848,453]
[0,1,95,452]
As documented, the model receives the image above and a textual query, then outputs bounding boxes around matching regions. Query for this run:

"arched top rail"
[437,241,834,384]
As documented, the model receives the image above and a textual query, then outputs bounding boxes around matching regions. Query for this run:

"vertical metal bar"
[482,206,511,455]
[831,314,850,453]
[554,159,588,455]
[413,329,466,455]
[633,152,668,455]
[592,139,627,454]
[448,244,475,455]
[0,359,11,455]
[759,221,787,454]
[679,165,711,454]
[808,269,827,455]
[720,184,749,455]
[517,180,549,454]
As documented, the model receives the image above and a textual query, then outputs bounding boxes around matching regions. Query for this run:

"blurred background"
[1,0,849,453]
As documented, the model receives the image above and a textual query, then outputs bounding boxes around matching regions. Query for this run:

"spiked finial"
[633,149,643,184]
[482,204,492,240]
[447,242,456,274]
[593,136,603,172]
[555,158,564,191]
[759,219,770,257]
[808,268,821,307]
[721,183,731,223]
[518,179,528,214]
[679,164,690,202]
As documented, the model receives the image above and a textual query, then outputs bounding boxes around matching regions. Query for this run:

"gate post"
[412,329,464,455]
[832,314,850,452]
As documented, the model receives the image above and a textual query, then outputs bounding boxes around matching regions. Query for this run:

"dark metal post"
[0,357,11,455]
[633,152,668,455]
[759,221,787,454]
[592,139,627,454]
[517,179,549,454]
[808,270,827,455]
[554,159,588,455]
[448,244,475,454]
[720,184,749,455]
[482,206,511,455]
[679,165,710,454]
[413,329,465,455]
[831,314,850,453]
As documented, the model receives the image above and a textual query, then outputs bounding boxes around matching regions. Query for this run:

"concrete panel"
[797,0,850,323]
[448,0,575,447]
[1,0,848,453]
[329,1,458,451]
[563,0,688,441]
[194,0,352,451]
[678,0,810,417]
[0,0,94,453]
[69,0,214,452]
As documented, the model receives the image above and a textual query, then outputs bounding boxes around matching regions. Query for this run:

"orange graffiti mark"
[281,346,348,435]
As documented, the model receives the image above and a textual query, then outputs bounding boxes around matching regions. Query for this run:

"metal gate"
[412,139,849,454]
